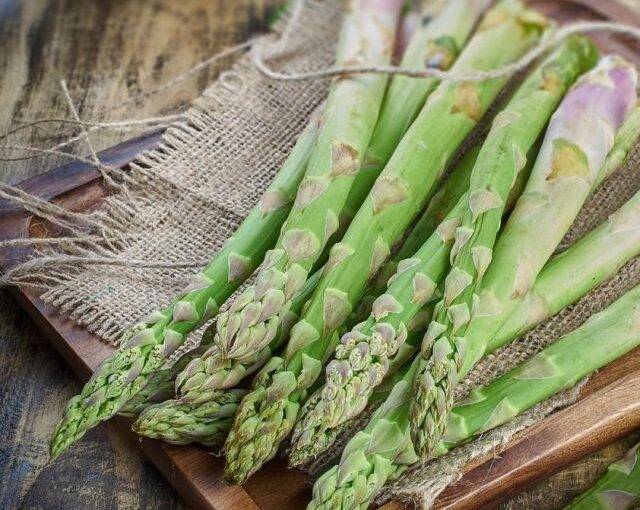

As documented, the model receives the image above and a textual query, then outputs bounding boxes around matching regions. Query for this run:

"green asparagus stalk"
[361,0,491,182]
[224,1,548,484]
[174,264,323,404]
[131,389,246,447]
[291,36,596,466]
[203,0,402,398]
[310,283,640,510]
[48,101,326,460]
[564,443,640,510]
[411,54,638,458]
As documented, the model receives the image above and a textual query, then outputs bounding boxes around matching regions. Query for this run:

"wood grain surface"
[2,1,640,510]
[0,1,276,509]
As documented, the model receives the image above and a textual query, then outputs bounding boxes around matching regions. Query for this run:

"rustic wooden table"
[0,1,275,508]
[1,1,639,509]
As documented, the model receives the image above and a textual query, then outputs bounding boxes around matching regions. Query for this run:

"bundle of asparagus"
[223,0,547,484]
[289,35,598,467]
[171,0,488,406]
[49,103,325,458]
[411,53,638,456]
[49,1,640,508]
[49,0,404,458]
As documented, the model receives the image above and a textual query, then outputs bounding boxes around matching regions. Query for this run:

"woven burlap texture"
[4,0,640,508]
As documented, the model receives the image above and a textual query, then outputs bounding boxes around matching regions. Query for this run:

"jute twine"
[2,1,640,507]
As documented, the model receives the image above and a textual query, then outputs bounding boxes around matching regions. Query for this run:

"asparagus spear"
[48,101,325,459]
[291,36,597,466]
[202,0,402,402]
[224,1,548,484]
[174,264,323,404]
[131,389,246,447]
[310,283,640,510]
[411,54,638,457]
[564,443,640,510]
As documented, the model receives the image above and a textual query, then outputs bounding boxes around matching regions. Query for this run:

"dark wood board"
[1,1,639,509]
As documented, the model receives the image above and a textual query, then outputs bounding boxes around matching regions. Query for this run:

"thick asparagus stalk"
[224,1,547,484]
[291,36,596,466]
[204,0,402,394]
[310,283,640,510]
[563,443,640,510]
[131,389,246,447]
[48,102,325,459]
[411,54,638,457]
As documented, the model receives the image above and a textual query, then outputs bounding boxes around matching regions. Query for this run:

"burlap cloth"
[5,0,640,507]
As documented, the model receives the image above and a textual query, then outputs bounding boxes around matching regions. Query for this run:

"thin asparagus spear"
[411,54,638,457]
[224,0,548,484]
[131,389,246,447]
[174,264,323,404]
[291,36,596,466]
[48,101,325,459]
[563,443,640,510]
[310,283,640,510]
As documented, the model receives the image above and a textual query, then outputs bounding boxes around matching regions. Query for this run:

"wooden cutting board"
[1,1,640,508]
